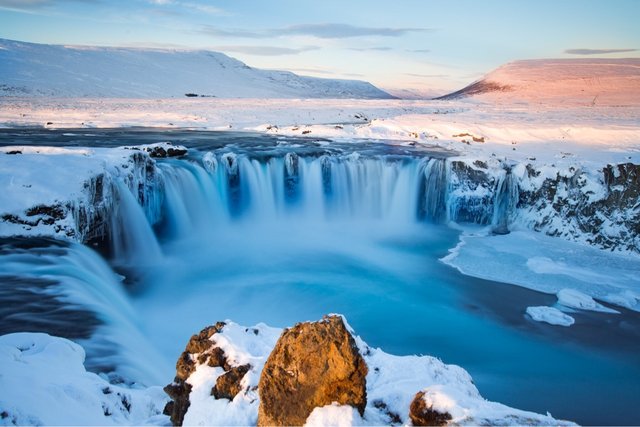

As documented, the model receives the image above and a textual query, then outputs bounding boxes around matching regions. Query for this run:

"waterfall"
[418,158,448,222]
[109,180,163,266]
[0,237,168,385]
[491,167,519,234]
[153,153,431,235]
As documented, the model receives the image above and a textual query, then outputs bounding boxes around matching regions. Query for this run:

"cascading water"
[491,167,519,234]
[0,237,168,385]
[155,153,433,236]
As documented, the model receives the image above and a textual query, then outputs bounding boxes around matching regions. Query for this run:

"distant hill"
[0,39,393,99]
[437,59,640,105]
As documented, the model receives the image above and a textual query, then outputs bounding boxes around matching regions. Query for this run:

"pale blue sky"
[1,0,638,92]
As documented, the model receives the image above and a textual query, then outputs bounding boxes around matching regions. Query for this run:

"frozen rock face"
[448,158,640,253]
[257,315,368,426]
[514,161,640,252]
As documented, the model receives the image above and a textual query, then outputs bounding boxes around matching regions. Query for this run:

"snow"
[526,306,575,327]
[305,404,364,427]
[1,97,638,168]
[442,229,640,312]
[0,333,167,426]
[0,38,391,99]
[177,320,572,426]
[556,288,620,314]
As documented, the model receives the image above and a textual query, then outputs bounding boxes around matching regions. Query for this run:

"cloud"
[201,26,264,38]
[275,23,429,38]
[214,45,320,56]
[202,23,430,40]
[565,48,637,55]
[286,67,336,75]
[404,73,448,78]
[406,49,430,53]
[0,0,96,11]
[148,0,225,16]
[347,46,393,52]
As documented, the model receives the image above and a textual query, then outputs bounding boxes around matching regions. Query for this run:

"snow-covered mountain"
[0,39,393,99]
[438,58,640,105]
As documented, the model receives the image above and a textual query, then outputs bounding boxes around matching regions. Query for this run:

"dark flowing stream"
[1,128,639,425]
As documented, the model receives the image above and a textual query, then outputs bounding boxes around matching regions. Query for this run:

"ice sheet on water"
[441,229,640,312]
[526,306,575,327]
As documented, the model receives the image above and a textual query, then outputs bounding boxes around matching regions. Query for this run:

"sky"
[0,0,639,94]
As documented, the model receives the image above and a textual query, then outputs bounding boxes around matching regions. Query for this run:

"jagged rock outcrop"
[163,322,229,426]
[257,315,368,426]
[409,390,452,426]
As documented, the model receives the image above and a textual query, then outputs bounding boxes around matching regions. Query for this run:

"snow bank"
[305,404,364,427]
[526,306,575,327]
[0,333,167,426]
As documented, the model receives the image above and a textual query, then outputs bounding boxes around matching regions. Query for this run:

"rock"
[211,364,251,400]
[163,322,227,426]
[257,315,368,426]
[409,391,452,426]
[143,143,188,158]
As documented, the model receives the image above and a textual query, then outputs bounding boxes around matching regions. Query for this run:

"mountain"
[0,39,393,99]
[437,58,640,105]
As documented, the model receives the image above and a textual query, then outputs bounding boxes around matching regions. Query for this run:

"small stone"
[211,364,251,400]
[409,391,452,426]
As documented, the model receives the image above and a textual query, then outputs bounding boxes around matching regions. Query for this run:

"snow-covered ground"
[0,39,392,99]
[0,333,167,426]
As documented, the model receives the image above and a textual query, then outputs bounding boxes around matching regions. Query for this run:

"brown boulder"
[409,391,452,426]
[257,315,368,426]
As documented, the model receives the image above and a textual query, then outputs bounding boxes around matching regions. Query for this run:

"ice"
[442,230,640,312]
[526,306,575,327]
[556,289,620,314]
